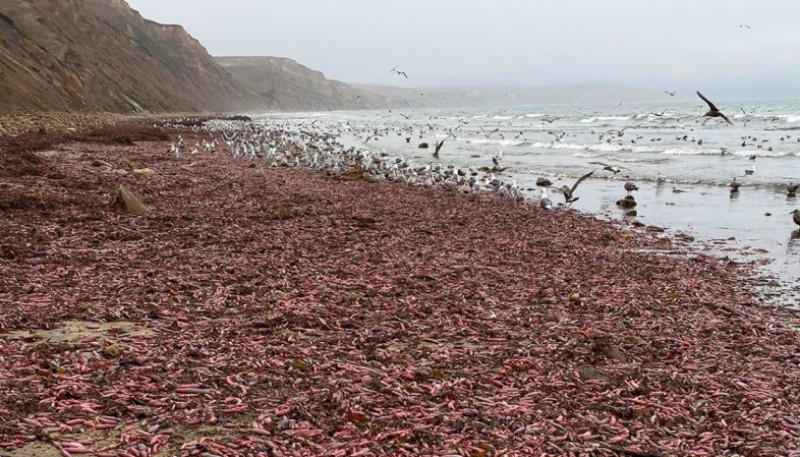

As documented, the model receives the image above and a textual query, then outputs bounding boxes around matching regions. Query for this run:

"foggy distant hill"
[352,84,670,108]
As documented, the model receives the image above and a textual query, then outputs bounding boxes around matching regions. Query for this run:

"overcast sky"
[126,0,800,91]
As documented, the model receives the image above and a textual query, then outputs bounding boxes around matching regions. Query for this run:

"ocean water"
[254,100,800,303]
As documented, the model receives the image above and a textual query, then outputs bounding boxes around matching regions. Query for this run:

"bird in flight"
[739,24,751,29]
[480,126,500,138]
[696,91,733,125]
[589,161,629,175]
[552,170,595,205]
[433,139,445,160]
[664,90,678,96]
[388,65,408,79]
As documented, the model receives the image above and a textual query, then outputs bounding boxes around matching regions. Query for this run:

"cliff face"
[0,0,264,113]
[216,56,388,111]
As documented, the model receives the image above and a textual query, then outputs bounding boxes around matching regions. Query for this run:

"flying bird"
[433,139,445,160]
[589,161,629,175]
[552,170,595,205]
[739,24,751,29]
[480,127,500,138]
[696,91,733,125]
[664,90,678,96]
[388,65,408,78]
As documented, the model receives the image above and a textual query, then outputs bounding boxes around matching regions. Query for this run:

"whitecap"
[731,150,787,158]
[580,116,631,123]
[466,138,524,147]
[661,147,720,156]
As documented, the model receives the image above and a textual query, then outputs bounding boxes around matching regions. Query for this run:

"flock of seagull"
[162,86,800,230]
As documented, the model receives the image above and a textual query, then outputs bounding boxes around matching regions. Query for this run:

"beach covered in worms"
[1,121,800,456]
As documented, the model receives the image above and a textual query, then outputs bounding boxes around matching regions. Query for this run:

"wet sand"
[2,121,800,456]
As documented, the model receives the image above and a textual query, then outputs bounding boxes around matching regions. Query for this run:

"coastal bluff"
[0,0,384,114]
[215,56,387,111]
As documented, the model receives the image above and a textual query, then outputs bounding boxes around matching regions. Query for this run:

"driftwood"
[109,184,145,214]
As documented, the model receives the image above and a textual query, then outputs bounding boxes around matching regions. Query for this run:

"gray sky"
[126,0,800,91]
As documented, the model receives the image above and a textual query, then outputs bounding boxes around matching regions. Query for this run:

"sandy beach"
[2,117,800,456]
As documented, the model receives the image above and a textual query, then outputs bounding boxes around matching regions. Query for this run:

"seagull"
[739,24,751,29]
[730,177,741,192]
[792,209,800,227]
[664,90,678,96]
[696,91,733,125]
[745,165,756,175]
[616,195,637,209]
[492,151,503,167]
[656,172,666,185]
[480,127,500,138]
[433,139,445,160]
[388,66,408,78]
[485,173,502,190]
[168,142,180,160]
[552,170,594,205]
[539,187,554,211]
[399,113,412,119]
[589,161,629,175]
[788,181,798,197]
[624,176,638,196]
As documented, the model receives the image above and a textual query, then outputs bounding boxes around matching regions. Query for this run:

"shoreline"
[2,118,800,455]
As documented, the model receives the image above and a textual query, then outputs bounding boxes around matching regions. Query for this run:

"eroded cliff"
[216,56,387,111]
[0,0,263,112]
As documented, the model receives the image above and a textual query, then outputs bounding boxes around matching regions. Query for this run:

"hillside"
[216,56,388,111]
[0,0,263,113]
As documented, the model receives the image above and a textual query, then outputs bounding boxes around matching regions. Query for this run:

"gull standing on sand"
[168,142,180,160]
[696,91,733,125]
[485,173,502,191]
[539,187,554,211]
